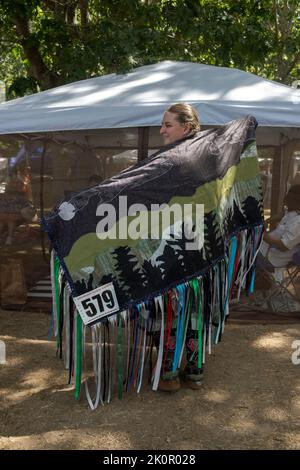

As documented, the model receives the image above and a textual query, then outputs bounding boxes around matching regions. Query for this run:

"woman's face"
[160,111,190,145]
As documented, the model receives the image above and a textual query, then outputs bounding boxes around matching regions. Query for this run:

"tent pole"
[138,127,149,161]
[283,139,300,187]
[39,141,48,262]
[270,145,283,228]
[268,138,300,226]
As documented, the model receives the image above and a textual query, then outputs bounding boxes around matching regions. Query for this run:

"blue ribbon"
[172,284,186,371]
[224,235,238,312]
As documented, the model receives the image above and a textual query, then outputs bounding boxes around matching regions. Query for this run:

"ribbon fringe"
[52,224,264,410]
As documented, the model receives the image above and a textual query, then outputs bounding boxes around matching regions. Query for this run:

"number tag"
[73,283,119,325]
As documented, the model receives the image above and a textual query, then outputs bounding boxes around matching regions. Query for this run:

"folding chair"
[254,249,300,313]
[285,249,300,300]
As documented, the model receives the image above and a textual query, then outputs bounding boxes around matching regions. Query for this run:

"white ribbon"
[152,296,164,391]
[85,323,104,410]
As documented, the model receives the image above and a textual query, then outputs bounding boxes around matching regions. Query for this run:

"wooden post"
[270,145,283,227]
[138,127,149,161]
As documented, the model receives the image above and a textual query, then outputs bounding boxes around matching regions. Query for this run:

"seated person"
[238,185,300,310]
[249,184,300,302]
[259,184,300,270]
[0,172,36,245]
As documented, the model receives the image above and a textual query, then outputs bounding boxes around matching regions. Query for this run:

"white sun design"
[58,202,76,221]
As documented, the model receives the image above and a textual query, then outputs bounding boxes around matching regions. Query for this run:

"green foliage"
[0,0,299,99]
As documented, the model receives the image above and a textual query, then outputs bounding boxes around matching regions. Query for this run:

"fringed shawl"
[44,115,264,409]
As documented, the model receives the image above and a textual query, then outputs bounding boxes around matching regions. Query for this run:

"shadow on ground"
[0,309,300,450]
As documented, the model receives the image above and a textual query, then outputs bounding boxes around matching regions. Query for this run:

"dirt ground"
[1,308,300,450]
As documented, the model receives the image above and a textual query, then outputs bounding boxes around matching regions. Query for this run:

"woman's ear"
[183,123,191,135]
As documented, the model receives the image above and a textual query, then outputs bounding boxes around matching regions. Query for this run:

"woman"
[259,184,300,269]
[247,184,300,311]
[0,171,36,245]
[157,103,203,392]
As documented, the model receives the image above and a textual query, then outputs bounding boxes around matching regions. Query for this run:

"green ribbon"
[190,279,203,369]
[75,313,83,400]
[54,256,61,347]
[197,283,203,369]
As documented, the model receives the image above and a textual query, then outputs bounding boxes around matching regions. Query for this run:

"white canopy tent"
[0,60,299,213]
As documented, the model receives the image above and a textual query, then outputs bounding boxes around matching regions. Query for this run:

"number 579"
[81,290,115,317]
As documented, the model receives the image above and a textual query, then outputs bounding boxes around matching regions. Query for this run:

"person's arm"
[264,211,284,229]
[263,232,289,251]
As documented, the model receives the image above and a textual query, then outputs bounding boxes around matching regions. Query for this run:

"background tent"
[0,60,299,215]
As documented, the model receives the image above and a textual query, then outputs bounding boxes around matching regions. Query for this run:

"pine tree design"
[141,260,164,289]
[224,200,247,236]
[204,211,224,262]
[167,222,205,276]
[156,243,186,284]
[112,246,147,297]
[242,196,264,224]
[74,273,94,295]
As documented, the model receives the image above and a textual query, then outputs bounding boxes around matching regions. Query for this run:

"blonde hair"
[167,103,201,133]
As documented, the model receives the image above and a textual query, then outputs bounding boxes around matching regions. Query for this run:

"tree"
[266,0,300,83]
[0,1,299,99]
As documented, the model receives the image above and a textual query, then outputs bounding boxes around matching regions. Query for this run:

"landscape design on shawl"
[43,116,264,310]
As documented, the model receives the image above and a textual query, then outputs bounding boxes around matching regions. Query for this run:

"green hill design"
[64,156,260,275]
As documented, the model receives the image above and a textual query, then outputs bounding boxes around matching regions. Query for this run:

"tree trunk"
[13,13,59,90]
[273,0,296,83]
[80,0,89,27]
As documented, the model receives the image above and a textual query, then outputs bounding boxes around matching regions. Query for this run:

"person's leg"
[252,252,276,291]
[182,328,204,389]
[157,331,181,392]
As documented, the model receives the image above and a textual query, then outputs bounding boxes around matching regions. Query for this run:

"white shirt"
[260,210,300,267]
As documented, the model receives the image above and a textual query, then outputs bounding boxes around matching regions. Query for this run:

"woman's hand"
[264,211,284,231]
